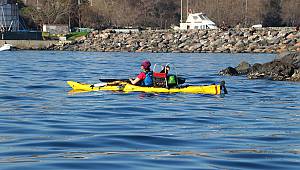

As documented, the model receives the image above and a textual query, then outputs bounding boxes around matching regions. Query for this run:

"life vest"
[141,71,153,87]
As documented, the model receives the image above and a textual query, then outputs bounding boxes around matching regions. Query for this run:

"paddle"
[91,81,126,88]
[100,77,186,84]
[220,80,228,94]
[91,82,107,88]
[99,78,130,83]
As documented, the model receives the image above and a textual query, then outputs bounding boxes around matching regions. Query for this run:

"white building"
[180,13,218,30]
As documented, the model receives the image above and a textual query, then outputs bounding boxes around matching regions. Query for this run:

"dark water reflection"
[0,51,299,170]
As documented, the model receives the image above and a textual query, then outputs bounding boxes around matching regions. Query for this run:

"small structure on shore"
[180,13,218,30]
[43,24,69,35]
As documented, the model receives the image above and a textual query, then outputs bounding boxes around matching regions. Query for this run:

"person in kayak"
[159,65,177,87]
[160,65,170,74]
[129,60,153,86]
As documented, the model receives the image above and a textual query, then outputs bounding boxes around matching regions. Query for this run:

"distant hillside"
[19,0,300,30]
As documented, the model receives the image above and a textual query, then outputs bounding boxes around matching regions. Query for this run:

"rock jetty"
[48,27,300,53]
[219,52,300,81]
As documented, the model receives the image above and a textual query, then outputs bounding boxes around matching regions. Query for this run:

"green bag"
[168,75,177,85]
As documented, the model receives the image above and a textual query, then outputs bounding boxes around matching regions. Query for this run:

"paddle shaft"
[99,78,130,83]
[100,77,185,84]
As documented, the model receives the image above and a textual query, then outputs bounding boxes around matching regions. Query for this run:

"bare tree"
[21,0,70,28]
[263,0,282,27]
[281,0,300,26]
[19,0,300,29]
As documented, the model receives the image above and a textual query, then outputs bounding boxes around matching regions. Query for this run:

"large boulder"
[219,61,251,76]
[276,52,300,68]
[290,69,300,81]
[248,60,295,80]
[219,67,239,76]
[236,61,252,74]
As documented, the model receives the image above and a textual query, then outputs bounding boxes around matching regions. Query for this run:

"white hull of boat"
[0,44,12,51]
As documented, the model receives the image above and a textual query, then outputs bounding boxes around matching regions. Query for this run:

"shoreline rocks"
[45,27,300,53]
[219,52,300,81]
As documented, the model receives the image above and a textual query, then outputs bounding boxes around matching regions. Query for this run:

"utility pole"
[217,0,219,23]
[78,0,81,28]
[245,0,248,26]
[180,0,183,23]
[68,0,71,32]
[16,2,19,31]
[186,0,189,17]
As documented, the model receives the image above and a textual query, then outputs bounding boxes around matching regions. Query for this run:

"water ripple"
[0,51,299,170]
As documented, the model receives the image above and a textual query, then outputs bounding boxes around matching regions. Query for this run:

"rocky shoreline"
[219,52,300,81]
[46,27,300,53]
[40,27,300,82]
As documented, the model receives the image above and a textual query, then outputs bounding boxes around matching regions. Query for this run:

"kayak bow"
[67,81,227,95]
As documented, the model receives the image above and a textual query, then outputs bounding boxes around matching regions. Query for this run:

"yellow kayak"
[67,81,227,95]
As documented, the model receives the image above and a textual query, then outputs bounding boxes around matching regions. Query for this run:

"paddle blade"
[220,80,228,94]
[93,82,107,87]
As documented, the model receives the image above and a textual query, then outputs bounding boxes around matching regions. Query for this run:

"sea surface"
[0,51,299,170]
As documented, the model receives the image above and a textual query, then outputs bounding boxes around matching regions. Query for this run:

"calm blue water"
[0,51,299,170]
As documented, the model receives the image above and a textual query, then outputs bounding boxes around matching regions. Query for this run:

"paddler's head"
[141,60,151,71]
[162,65,170,73]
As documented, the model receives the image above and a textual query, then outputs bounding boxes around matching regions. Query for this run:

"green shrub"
[66,32,88,41]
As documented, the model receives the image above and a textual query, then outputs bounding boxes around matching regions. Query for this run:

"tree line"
[18,0,300,30]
